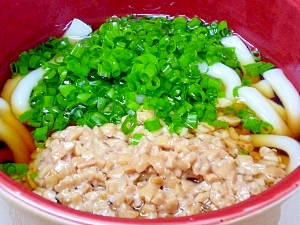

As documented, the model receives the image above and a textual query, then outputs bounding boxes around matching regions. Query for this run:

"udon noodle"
[0,16,300,218]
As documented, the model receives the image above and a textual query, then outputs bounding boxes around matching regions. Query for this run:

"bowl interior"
[1,0,300,224]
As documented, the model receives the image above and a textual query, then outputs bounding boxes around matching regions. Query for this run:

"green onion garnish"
[10,15,273,145]
[144,117,162,132]
[0,163,28,180]
[121,114,137,135]
[130,133,144,145]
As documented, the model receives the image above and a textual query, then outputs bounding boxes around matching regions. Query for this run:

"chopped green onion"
[233,86,242,97]
[0,163,28,175]
[12,15,274,145]
[32,126,49,142]
[42,114,54,127]
[211,120,229,128]
[173,17,187,31]
[130,133,144,145]
[243,62,275,77]
[0,163,28,180]
[58,84,76,98]
[29,172,38,179]
[238,149,248,155]
[28,55,42,68]
[242,116,273,134]
[121,114,137,135]
[187,17,201,30]
[71,42,86,58]
[260,121,274,134]
[218,20,232,36]
[144,117,162,132]
[186,112,198,128]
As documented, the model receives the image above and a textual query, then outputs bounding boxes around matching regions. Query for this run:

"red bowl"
[0,1,300,224]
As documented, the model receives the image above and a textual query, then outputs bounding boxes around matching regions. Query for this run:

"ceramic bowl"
[0,1,300,224]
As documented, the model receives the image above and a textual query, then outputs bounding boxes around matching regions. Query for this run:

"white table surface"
[279,188,300,225]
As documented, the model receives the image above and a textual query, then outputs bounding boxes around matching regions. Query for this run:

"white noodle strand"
[63,18,92,43]
[251,134,300,173]
[265,98,287,122]
[252,79,275,99]
[11,67,45,117]
[263,68,300,138]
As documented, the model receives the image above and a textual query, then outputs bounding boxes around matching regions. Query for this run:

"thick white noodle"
[265,98,287,123]
[263,68,300,138]
[10,67,45,117]
[62,18,92,43]
[252,79,275,99]
[251,134,300,173]
[198,62,241,100]
[238,86,293,137]
[0,97,12,113]
[221,35,255,65]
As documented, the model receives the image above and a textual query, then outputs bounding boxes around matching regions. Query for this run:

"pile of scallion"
[10,15,271,147]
